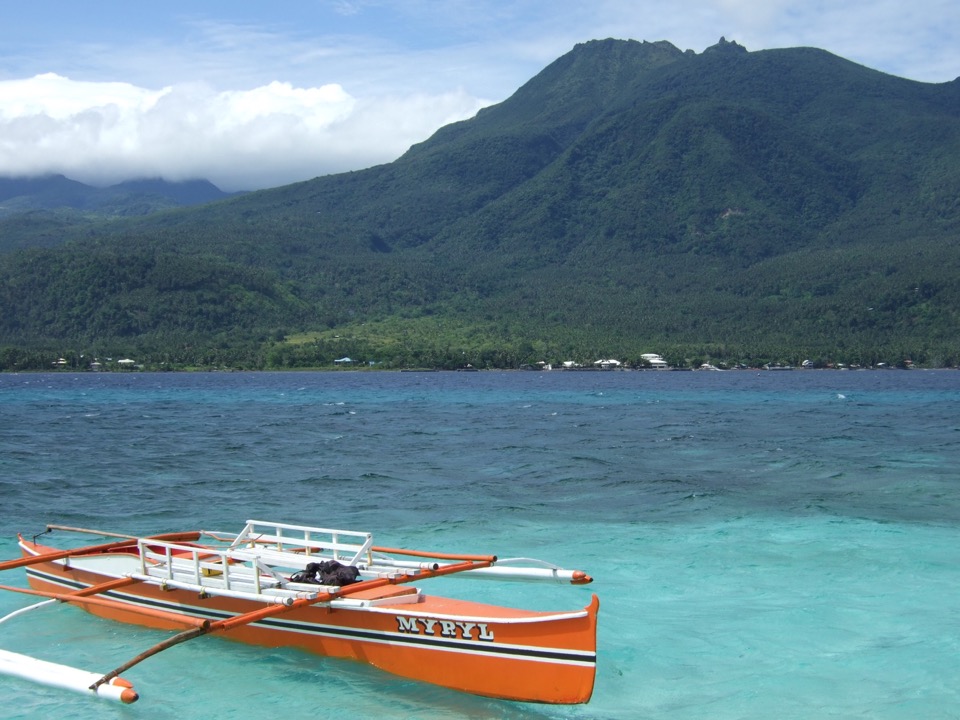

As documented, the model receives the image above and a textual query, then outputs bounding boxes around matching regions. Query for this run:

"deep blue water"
[1,369,959,719]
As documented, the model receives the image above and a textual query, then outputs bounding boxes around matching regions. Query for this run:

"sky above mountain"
[2,1,958,192]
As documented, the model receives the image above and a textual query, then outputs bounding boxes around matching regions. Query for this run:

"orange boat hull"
[19,539,597,704]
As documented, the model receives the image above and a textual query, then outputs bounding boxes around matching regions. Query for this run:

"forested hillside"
[2,38,959,370]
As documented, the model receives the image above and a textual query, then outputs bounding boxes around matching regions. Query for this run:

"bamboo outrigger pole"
[0,582,211,629]
[0,597,139,703]
[0,648,141,703]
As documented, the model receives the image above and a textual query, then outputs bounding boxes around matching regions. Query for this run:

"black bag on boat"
[290,560,360,586]
[290,562,323,584]
[317,559,361,586]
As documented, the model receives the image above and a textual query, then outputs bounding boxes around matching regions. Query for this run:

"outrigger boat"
[0,520,598,705]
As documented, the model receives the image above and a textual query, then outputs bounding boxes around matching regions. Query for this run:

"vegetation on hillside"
[1,38,959,371]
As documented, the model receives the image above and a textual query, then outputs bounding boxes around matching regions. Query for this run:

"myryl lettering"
[396,616,495,641]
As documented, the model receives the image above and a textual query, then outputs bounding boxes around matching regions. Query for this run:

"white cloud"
[0,73,168,118]
[0,74,487,191]
[1,1,957,192]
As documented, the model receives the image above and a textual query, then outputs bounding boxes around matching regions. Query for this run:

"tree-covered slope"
[1,38,959,370]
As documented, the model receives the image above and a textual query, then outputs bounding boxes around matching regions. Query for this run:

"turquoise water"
[1,370,959,718]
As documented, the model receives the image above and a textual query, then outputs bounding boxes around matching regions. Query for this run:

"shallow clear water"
[1,370,959,718]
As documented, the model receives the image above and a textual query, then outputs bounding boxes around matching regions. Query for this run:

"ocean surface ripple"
[1,370,959,718]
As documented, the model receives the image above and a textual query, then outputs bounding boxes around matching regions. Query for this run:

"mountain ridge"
[1,38,959,370]
[0,174,239,216]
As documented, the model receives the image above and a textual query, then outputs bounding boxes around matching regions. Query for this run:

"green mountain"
[2,38,960,371]
[0,175,235,215]
[0,176,240,253]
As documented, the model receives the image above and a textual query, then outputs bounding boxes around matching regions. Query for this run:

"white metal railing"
[135,538,309,601]
[137,539,242,588]
[229,520,374,566]
[135,521,375,599]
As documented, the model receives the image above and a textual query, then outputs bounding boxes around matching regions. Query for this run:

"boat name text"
[395,616,495,641]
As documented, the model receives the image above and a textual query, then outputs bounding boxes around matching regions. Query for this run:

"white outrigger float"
[0,520,598,705]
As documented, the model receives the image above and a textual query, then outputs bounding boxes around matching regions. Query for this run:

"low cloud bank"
[0,74,487,191]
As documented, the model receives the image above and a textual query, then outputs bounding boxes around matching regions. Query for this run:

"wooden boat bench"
[329,584,421,608]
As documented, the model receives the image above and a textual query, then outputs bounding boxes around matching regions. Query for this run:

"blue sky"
[2,1,958,191]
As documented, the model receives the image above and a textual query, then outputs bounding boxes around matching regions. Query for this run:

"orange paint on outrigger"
[3,520,597,705]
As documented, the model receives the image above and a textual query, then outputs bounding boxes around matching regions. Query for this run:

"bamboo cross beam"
[45,524,141,540]
[0,583,210,630]
[69,576,141,596]
[371,546,498,563]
